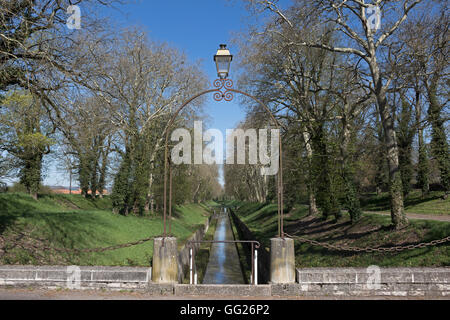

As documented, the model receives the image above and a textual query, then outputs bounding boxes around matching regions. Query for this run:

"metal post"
[183,240,261,285]
[189,247,193,285]
[169,161,172,234]
[254,248,258,285]
[193,245,198,284]
[251,242,254,285]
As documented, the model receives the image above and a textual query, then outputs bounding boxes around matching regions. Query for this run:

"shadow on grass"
[360,191,445,211]
[26,210,121,246]
[318,225,388,243]
[0,193,41,234]
[245,205,278,224]
[287,216,348,234]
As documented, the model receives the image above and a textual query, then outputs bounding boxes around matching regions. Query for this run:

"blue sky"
[103,0,252,133]
[44,0,284,187]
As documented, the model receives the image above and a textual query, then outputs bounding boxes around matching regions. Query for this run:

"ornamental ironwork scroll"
[213,79,234,101]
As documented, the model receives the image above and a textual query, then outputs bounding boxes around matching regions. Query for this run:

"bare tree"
[244,0,427,228]
[0,0,116,91]
[89,29,208,214]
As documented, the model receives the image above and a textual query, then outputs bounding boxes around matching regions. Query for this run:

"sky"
[101,0,259,133]
[44,0,284,187]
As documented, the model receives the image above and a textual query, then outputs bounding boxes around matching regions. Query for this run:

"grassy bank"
[0,193,214,266]
[232,202,450,267]
[183,201,223,284]
[185,215,218,284]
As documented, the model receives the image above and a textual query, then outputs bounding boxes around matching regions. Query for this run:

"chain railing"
[2,220,448,259]
[0,207,222,257]
[0,230,156,254]
[285,232,450,253]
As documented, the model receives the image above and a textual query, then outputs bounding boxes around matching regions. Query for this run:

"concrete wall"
[177,213,215,283]
[0,265,151,290]
[270,267,450,297]
[0,265,448,297]
[229,209,270,283]
[0,211,214,288]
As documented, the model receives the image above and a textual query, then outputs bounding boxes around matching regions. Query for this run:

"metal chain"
[284,232,450,253]
[44,236,156,253]
[1,207,218,255]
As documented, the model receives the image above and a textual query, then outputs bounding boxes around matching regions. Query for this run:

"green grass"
[360,190,449,215]
[0,193,214,266]
[184,215,219,284]
[233,202,450,267]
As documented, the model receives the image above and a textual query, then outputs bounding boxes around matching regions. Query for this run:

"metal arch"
[162,82,284,238]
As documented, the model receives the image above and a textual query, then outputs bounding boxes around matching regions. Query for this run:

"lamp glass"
[215,56,231,79]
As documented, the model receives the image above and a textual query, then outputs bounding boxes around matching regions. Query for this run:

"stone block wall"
[271,267,450,297]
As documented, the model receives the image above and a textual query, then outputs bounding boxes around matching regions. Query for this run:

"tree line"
[0,1,448,228]
[225,0,449,229]
[0,0,222,214]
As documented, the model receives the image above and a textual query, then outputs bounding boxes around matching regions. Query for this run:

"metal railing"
[186,240,260,285]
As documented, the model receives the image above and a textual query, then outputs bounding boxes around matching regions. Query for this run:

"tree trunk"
[145,138,162,214]
[340,116,362,223]
[302,130,319,216]
[372,63,408,228]
[145,172,154,214]
[376,186,382,195]
[397,98,414,197]
[311,123,340,220]
[426,80,450,197]
[414,89,429,196]
[97,144,109,200]
[79,155,91,198]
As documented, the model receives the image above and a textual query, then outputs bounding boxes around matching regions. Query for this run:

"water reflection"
[202,210,244,284]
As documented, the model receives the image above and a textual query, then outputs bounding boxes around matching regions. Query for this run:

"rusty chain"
[42,236,156,253]
[1,207,218,256]
[285,232,450,253]
[3,232,449,255]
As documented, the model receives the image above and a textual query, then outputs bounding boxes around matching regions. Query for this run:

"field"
[0,193,213,266]
[229,197,450,267]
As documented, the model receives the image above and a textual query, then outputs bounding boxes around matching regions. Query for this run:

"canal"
[202,210,245,284]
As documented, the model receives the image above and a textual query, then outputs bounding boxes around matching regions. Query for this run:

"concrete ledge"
[297,267,450,284]
[293,267,450,296]
[147,283,175,295]
[0,265,152,290]
[1,266,448,297]
[272,283,449,297]
[174,284,271,296]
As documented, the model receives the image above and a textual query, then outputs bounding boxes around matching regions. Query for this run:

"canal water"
[202,211,245,284]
